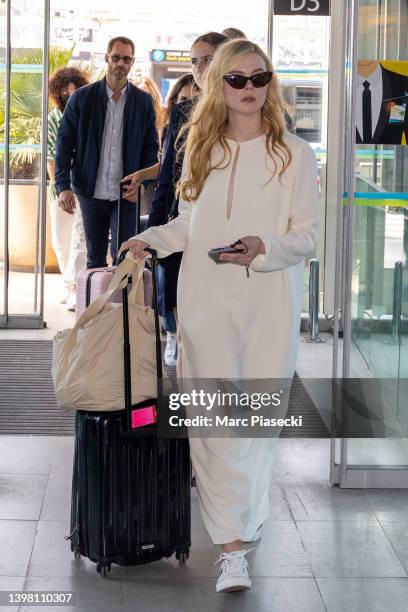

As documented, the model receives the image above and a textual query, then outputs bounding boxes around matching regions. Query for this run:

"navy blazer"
[55,77,159,198]
[356,66,408,145]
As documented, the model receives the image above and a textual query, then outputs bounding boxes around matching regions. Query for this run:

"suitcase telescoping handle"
[117,182,125,257]
[135,185,142,234]
[119,181,142,243]
[119,248,162,435]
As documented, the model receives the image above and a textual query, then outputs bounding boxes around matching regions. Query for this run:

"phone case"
[208,245,245,263]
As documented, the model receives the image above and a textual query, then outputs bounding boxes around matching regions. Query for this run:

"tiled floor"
[2,273,407,610]
[0,271,75,341]
[1,437,408,611]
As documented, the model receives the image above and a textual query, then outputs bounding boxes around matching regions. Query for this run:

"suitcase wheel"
[96,562,111,577]
[176,550,189,567]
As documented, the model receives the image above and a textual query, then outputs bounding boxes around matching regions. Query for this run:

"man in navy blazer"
[55,36,158,268]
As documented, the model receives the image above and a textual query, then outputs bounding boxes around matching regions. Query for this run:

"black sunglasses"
[223,71,273,89]
[107,53,134,65]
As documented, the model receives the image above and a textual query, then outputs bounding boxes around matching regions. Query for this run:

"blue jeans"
[77,195,137,268]
[156,263,177,333]
[160,311,177,334]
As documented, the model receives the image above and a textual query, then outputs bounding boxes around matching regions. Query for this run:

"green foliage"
[0,46,92,175]
[11,46,73,75]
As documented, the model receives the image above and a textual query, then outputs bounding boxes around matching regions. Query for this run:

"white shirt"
[94,82,127,201]
[356,64,383,140]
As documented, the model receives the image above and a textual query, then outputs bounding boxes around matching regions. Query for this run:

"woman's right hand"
[119,238,150,260]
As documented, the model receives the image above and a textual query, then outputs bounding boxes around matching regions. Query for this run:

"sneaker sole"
[216,578,251,593]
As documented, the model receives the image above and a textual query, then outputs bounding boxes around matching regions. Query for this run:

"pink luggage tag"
[131,404,157,428]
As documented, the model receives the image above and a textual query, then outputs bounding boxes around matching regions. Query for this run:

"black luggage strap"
[118,248,163,438]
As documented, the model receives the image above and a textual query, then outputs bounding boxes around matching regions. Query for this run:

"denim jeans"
[159,311,177,334]
[77,195,137,268]
[156,263,177,333]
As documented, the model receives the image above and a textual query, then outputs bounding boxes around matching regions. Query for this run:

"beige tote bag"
[52,254,165,411]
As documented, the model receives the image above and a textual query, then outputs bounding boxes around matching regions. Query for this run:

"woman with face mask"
[122,32,228,367]
[162,73,200,144]
[48,66,89,310]
[121,39,319,594]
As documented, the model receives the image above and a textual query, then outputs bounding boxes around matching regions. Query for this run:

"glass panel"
[0,3,6,321]
[272,13,329,313]
[346,0,408,468]
[49,0,270,75]
[0,0,46,323]
[400,256,408,431]
[48,0,269,112]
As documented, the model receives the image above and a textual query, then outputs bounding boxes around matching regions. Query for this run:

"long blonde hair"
[177,39,292,202]
[135,75,166,133]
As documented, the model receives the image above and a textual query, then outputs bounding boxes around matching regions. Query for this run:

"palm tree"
[0,46,90,178]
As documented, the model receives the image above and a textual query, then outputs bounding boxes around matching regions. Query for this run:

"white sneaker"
[164,333,177,367]
[214,548,254,593]
[66,291,76,312]
[60,286,70,304]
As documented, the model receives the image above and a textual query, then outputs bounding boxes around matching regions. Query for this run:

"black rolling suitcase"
[66,249,191,576]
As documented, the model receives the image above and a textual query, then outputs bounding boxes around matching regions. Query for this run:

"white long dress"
[135,132,319,544]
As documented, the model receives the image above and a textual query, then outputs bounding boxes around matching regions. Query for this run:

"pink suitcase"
[75,266,153,320]
[75,184,153,320]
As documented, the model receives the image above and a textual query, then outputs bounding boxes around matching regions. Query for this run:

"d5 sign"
[274,0,330,16]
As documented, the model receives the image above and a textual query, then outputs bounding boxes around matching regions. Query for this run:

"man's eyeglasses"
[223,71,273,89]
[107,53,134,65]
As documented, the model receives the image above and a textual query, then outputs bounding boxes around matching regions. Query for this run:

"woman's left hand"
[219,236,265,266]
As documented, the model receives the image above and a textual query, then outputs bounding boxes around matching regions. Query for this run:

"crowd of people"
[48,28,242,321]
[49,29,252,363]
[49,27,319,594]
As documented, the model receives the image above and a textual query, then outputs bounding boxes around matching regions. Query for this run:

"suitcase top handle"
[71,254,144,335]
[118,247,157,265]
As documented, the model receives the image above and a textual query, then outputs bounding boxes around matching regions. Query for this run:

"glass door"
[269,3,330,315]
[332,0,408,487]
[0,0,50,329]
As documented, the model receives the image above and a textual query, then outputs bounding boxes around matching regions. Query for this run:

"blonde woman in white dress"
[120,39,319,593]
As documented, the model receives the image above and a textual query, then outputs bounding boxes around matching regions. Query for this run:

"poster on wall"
[356,60,408,145]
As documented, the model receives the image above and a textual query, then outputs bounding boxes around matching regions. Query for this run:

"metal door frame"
[1,0,50,329]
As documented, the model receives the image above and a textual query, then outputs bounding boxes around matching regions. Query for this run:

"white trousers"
[48,198,87,286]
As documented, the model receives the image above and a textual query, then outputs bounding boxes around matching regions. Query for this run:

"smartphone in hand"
[208,242,247,264]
